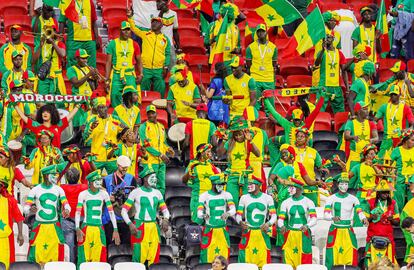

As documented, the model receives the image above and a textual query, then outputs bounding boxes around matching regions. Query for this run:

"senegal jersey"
[391,146,414,184]
[224,73,256,116]
[236,192,276,229]
[76,189,114,226]
[324,193,365,227]
[245,40,277,82]
[278,195,316,229]
[198,190,235,228]
[24,184,70,223]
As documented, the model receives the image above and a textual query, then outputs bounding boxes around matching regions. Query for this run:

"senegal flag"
[280,7,325,58]
[255,0,302,27]
[376,0,390,52]
[171,0,201,9]
[209,14,229,75]
[43,0,79,23]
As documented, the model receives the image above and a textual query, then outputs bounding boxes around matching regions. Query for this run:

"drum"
[7,140,22,165]
[168,123,186,152]
[152,99,167,109]
[58,109,74,144]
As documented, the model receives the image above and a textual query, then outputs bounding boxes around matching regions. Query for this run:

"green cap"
[210,174,226,185]
[389,85,401,95]
[40,165,58,175]
[229,117,248,131]
[11,50,23,58]
[86,170,102,182]
[139,167,155,179]
[122,85,138,96]
[256,24,266,32]
[248,176,262,186]
[285,177,304,189]
[121,21,131,30]
[146,105,157,113]
[75,49,89,58]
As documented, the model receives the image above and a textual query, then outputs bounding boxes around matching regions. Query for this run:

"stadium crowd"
[1,0,414,269]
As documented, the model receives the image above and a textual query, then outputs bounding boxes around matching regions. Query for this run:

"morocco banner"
[9,94,89,104]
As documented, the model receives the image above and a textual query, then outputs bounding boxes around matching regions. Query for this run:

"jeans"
[390,30,414,60]
[61,218,76,263]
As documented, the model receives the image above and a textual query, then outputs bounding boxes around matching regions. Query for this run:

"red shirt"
[61,184,88,218]
[26,117,69,148]
[4,195,24,229]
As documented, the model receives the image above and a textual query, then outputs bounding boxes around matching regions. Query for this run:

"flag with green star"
[255,0,302,27]
[280,7,326,58]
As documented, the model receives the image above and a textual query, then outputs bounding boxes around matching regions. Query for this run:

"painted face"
[93,179,103,189]
[247,183,256,193]
[338,182,349,193]
[148,174,158,188]
[215,184,225,193]
[288,186,296,196]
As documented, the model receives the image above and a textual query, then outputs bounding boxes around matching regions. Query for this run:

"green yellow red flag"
[209,14,230,75]
[255,0,302,27]
[376,0,390,52]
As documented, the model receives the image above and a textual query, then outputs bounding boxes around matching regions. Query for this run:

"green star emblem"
[0,219,6,231]
[359,132,368,141]
[89,241,95,248]
[338,246,344,254]
[121,51,129,58]
[362,174,372,183]
[371,98,377,106]
[364,40,372,46]
[267,14,275,21]
[293,247,299,254]
[300,34,305,42]
[390,117,399,126]
[376,252,383,257]
[43,243,49,250]
[405,158,414,167]
[328,62,337,70]
[252,247,258,255]
[214,247,221,254]
[233,152,243,160]
[202,172,212,179]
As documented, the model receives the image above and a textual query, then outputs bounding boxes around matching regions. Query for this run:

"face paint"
[338,182,348,193]
[288,186,296,196]
[247,183,256,193]
[48,174,58,185]
[93,179,103,189]
[215,184,224,193]
[147,174,158,188]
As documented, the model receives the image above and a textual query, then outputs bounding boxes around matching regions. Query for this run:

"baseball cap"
[11,50,23,58]
[11,24,22,31]
[230,56,244,68]
[354,101,369,112]
[390,61,406,73]
[196,103,208,112]
[389,85,401,95]
[75,49,89,58]
[256,24,267,32]
[146,105,157,113]
[151,17,163,23]
[121,21,131,30]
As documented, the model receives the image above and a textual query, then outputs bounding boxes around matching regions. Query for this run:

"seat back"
[263,263,293,270]
[228,263,259,270]
[114,262,145,270]
[10,262,41,270]
[148,263,179,270]
[79,262,111,270]
[44,262,76,270]
[297,264,328,270]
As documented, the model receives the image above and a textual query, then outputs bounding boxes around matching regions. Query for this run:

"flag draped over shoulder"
[44,0,79,23]
[210,14,230,75]
[280,7,325,58]
[255,0,302,27]
[376,0,390,52]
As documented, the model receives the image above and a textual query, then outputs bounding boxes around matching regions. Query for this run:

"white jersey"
[197,190,236,227]
[24,183,71,223]
[278,195,317,229]
[121,186,170,224]
[75,189,117,228]
[236,192,277,229]
[324,192,366,227]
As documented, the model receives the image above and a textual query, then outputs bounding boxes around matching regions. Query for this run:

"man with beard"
[0,25,32,74]
[1,51,27,94]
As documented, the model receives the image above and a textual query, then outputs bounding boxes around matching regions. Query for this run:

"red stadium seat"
[105,17,127,39]
[179,18,200,30]
[178,28,201,38]
[333,112,349,133]
[3,15,32,34]
[314,112,332,131]
[279,57,311,77]
[0,35,7,48]
[408,59,414,73]
[101,0,127,9]
[199,72,211,85]
[20,35,34,50]
[188,54,209,73]
[182,37,206,55]
[96,53,107,74]
[102,8,126,23]
[286,75,313,88]
[379,69,394,81]
[320,2,350,12]
[175,9,195,19]
[0,0,28,17]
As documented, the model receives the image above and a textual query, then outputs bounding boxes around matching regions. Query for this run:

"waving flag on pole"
[44,0,79,23]
[209,13,229,75]
[255,0,302,27]
[280,7,325,58]
[376,0,390,52]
